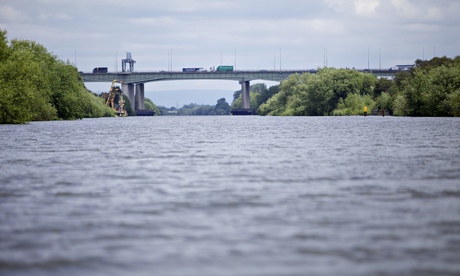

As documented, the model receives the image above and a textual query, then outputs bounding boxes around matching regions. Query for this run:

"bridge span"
[80,69,396,114]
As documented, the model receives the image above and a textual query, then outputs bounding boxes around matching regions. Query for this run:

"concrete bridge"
[80,69,396,114]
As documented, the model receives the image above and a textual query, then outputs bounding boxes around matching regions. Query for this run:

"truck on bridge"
[216,65,233,72]
[93,67,108,73]
[182,68,204,72]
[183,66,234,72]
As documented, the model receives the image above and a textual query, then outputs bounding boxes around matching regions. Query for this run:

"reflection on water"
[1,116,459,275]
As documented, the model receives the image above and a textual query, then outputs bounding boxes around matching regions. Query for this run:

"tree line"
[246,56,460,117]
[157,98,231,115]
[0,29,114,124]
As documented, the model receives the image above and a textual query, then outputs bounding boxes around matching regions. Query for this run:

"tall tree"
[214,98,230,115]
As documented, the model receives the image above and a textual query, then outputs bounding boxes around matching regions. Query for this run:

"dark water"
[1,116,459,276]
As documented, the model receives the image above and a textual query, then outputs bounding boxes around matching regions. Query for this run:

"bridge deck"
[80,69,396,84]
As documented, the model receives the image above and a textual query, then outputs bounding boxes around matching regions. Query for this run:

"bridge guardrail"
[79,68,400,74]
[80,69,312,74]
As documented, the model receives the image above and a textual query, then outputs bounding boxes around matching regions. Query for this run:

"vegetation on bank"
[158,98,231,115]
[256,56,460,116]
[231,83,280,114]
[0,29,114,124]
[144,98,161,116]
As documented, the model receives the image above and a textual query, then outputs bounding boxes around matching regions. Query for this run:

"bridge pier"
[231,80,253,115]
[122,83,135,114]
[241,80,250,110]
[135,83,145,111]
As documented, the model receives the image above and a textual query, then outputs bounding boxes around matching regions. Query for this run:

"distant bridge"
[80,69,396,114]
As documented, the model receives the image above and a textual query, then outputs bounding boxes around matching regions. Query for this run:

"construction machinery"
[101,80,127,117]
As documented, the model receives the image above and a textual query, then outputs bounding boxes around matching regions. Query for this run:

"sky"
[1,0,459,107]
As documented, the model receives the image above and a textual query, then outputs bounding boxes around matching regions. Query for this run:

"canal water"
[1,116,459,276]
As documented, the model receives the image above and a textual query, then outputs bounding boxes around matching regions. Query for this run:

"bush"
[332,94,375,116]
[0,29,116,123]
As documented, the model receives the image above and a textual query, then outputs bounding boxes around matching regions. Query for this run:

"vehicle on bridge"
[216,65,233,72]
[182,68,204,72]
[388,64,415,71]
[93,67,108,73]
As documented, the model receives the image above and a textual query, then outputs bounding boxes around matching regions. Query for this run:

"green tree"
[196,105,214,115]
[373,78,394,97]
[332,94,375,116]
[213,98,230,115]
[144,98,161,115]
[178,103,215,115]
[51,61,86,119]
[122,95,135,116]
[375,92,392,112]
[82,89,114,118]
[231,83,276,114]
[259,68,377,116]
[231,92,259,114]
[0,46,39,123]
[449,90,460,116]
[394,70,412,87]
[426,65,460,116]
[258,85,279,106]
[0,29,10,62]
[395,59,460,116]
[259,73,304,116]
[415,56,458,72]
[0,29,114,123]
[392,94,408,116]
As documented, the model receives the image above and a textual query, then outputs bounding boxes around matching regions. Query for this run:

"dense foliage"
[144,98,161,115]
[122,95,135,116]
[392,57,460,116]
[158,98,231,115]
[0,29,114,124]
[258,68,376,116]
[257,57,460,117]
[231,83,280,113]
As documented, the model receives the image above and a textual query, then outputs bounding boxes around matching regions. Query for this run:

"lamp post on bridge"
[234,49,236,71]
[368,47,370,71]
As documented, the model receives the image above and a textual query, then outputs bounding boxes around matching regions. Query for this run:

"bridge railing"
[80,69,314,74]
[80,68,400,74]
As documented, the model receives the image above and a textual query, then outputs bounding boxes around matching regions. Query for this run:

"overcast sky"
[1,0,459,107]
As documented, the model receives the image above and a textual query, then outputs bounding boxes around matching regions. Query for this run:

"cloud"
[324,0,353,13]
[354,0,380,16]
[389,0,448,23]
[0,5,30,22]
[390,0,419,18]
[38,11,72,21]
[426,7,442,21]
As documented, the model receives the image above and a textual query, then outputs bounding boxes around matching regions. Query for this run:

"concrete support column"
[240,80,250,110]
[122,83,135,113]
[135,83,145,111]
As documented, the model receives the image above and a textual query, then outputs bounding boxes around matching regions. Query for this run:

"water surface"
[1,116,459,275]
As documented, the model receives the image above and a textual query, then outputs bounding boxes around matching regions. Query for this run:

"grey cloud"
[0,0,459,105]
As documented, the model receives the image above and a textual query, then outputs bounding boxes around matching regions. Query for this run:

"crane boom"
[105,80,127,116]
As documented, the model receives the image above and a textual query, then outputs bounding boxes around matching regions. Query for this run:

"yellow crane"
[105,80,127,117]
